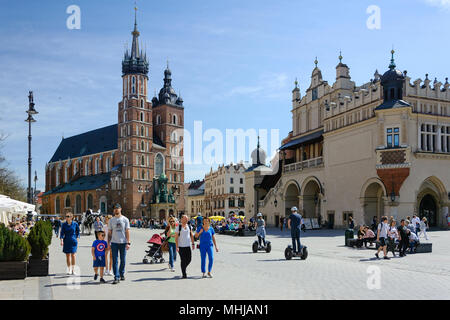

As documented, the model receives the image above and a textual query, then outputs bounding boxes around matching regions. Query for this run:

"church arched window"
[132,76,136,94]
[173,114,177,125]
[155,153,164,177]
[156,115,161,125]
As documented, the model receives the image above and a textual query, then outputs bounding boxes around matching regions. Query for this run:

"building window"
[240,187,244,194]
[65,196,71,208]
[132,76,136,94]
[155,153,164,177]
[230,178,234,184]
[230,187,234,194]
[240,178,243,184]
[312,88,318,101]
[56,169,60,185]
[55,197,60,214]
[87,194,93,210]
[386,127,400,148]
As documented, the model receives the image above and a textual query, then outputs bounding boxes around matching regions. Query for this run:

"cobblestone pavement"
[1,227,450,300]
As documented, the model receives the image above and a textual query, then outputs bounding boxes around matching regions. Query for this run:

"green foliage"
[27,220,52,259]
[0,224,31,262]
[0,133,27,201]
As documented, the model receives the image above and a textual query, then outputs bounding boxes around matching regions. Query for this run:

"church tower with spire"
[118,6,154,217]
[151,62,185,199]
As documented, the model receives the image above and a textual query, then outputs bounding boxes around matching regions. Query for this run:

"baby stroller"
[143,234,166,264]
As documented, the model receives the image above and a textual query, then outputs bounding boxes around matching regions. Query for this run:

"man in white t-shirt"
[108,203,130,284]
[375,216,390,260]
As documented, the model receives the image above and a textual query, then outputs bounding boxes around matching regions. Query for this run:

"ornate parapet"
[376,146,411,169]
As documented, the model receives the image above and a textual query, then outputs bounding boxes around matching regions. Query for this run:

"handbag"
[161,239,169,252]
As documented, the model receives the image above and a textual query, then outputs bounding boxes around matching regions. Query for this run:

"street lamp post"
[34,171,38,205]
[25,91,38,204]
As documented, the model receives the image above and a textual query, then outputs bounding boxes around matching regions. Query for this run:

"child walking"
[92,230,108,283]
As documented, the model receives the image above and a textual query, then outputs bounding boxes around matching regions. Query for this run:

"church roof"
[43,173,111,196]
[49,124,118,163]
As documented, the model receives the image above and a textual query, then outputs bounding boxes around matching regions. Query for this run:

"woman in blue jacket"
[195,218,218,278]
[60,212,80,275]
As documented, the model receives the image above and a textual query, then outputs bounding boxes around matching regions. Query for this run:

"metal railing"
[284,157,323,173]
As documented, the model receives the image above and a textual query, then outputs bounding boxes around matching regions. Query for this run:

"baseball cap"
[291,207,298,212]
[114,203,122,209]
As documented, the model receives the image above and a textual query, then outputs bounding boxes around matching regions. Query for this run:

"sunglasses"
[66,216,71,218]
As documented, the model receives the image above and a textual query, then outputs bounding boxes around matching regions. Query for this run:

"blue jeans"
[200,245,214,273]
[168,242,177,268]
[111,243,127,280]
[291,228,301,253]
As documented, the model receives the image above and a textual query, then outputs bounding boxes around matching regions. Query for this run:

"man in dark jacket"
[287,207,303,254]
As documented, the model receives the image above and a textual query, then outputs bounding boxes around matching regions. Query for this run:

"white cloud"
[423,0,450,9]
[226,73,289,99]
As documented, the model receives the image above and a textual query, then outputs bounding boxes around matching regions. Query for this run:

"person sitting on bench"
[362,226,376,247]
[356,225,365,248]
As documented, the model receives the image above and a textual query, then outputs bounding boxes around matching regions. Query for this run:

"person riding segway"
[285,207,308,260]
[252,213,271,253]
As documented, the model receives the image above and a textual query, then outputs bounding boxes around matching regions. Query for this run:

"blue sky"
[0,0,449,191]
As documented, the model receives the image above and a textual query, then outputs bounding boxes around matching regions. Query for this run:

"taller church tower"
[118,7,154,217]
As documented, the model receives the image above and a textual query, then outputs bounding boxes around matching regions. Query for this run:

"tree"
[0,132,27,201]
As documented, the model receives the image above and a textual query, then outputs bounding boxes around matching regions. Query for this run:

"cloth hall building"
[246,52,450,229]
[42,14,185,220]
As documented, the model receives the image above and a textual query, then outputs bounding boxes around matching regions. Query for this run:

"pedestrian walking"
[375,216,390,260]
[59,212,80,275]
[398,219,409,257]
[287,207,303,254]
[91,230,108,283]
[175,215,195,279]
[53,217,61,237]
[387,219,398,257]
[103,215,113,276]
[165,217,178,272]
[280,216,284,231]
[108,204,130,284]
[418,217,429,240]
[195,218,218,278]
[94,216,104,240]
[412,215,420,234]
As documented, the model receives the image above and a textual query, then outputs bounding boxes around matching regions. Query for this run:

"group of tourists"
[58,204,129,284]
[4,218,34,237]
[161,214,219,278]
[57,203,222,284]
[353,214,430,259]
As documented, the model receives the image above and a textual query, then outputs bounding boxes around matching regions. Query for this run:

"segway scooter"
[284,244,308,260]
[252,238,271,253]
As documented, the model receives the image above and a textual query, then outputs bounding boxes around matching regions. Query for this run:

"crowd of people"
[10,204,431,285]
[4,218,35,237]
[352,214,430,259]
